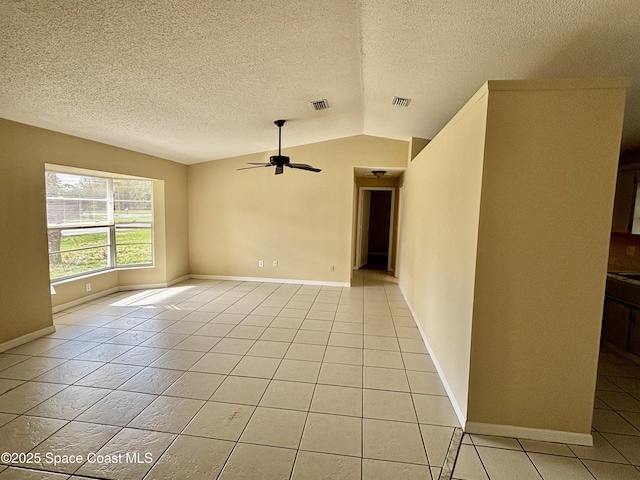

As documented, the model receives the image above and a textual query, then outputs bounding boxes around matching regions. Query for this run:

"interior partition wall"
[398,79,628,445]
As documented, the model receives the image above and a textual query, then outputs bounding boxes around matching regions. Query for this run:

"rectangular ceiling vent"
[311,99,329,111]
[392,96,412,107]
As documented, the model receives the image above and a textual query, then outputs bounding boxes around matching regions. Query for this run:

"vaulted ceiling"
[1,0,639,164]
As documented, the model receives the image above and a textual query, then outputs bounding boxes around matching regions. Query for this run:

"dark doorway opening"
[361,190,392,271]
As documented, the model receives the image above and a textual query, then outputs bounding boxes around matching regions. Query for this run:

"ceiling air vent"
[392,96,411,107]
[311,99,329,111]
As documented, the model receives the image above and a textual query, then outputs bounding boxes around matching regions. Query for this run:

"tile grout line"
[10,275,640,478]
[386,274,435,476]
[214,281,311,480]
[288,285,338,480]
[439,427,464,480]
[357,280,365,480]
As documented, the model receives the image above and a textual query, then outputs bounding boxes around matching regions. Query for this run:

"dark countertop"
[608,273,640,287]
[607,273,640,307]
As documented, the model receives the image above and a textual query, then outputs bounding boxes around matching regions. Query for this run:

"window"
[46,170,153,281]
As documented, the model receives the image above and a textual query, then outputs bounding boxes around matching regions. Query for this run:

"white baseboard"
[419,327,469,429]
[465,421,593,447]
[168,274,192,286]
[0,325,56,353]
[52,287,120,313]
[398,285,468,428]
[52,273,348,315]
[190,274,350,288]
[398,284,595,447]
[114,275,193,292]
[52,274,192,313]
[118,283,169,291]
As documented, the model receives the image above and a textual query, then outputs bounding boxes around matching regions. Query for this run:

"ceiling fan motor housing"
[270,155,290,166]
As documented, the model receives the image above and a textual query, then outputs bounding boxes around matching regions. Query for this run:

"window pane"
[49,247,109,280]
[116,244,152,266]
[46,172,109,226]
[114,213,152,225]
[48,228,110,253]
[115,227,152,245]
[114,178,152,268]
[114,179,152,225]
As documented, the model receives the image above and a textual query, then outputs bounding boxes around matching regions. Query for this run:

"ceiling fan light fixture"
[371,170,387,178]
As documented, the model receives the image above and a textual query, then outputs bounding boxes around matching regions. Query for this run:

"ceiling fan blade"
[275,165,284,175]
[287,163,322,173]
[247,162,272,166]
[237,164,272,170]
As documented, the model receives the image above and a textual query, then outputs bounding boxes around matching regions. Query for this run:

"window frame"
[46,168,154,282]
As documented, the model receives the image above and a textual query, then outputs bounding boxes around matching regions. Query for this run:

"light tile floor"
[0,270,639,479]
[451,342,640,480]
[0,271,455,479]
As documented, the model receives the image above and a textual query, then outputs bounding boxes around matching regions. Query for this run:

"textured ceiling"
[1,0,640,164]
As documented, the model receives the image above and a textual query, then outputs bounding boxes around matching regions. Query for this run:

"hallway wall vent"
[311,99,330,111]
[392,96,411,107]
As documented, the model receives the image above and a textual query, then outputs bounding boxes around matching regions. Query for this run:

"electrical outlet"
[627,245,636,256]
[85,283,92,292]
[330,265,335,272]
[258,260,264,267]
[273,260,278,267]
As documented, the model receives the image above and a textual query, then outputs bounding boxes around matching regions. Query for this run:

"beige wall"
[1,130,54,344]
[398,79,627,441]
[467,81,627,436]
[0,119,189,344]
[188,135,408,284]
[409,137,430,161]
[51,272,119,309]
[398,88,490,420]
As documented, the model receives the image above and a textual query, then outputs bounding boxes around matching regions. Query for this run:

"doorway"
[356,187,395,272]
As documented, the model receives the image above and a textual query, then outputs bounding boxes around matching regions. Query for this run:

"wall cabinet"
[602,297,632,349]
[603,276,640,356]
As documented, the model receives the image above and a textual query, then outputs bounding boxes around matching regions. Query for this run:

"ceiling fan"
[238,120,322,175]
